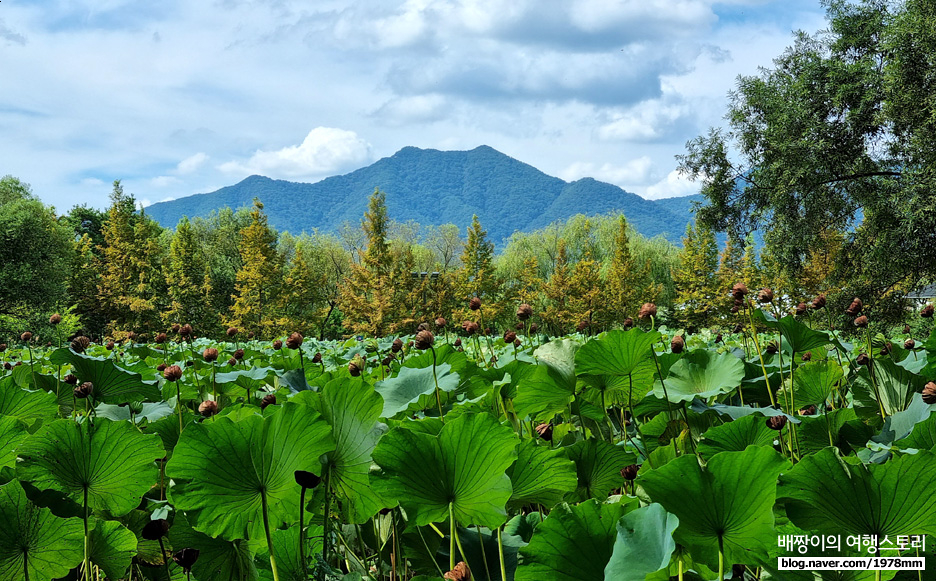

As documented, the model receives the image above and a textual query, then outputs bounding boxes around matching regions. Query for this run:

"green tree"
[456,214,505,323]
[165,217,215,334]
[672,222,719,331]
[541,239,573,335]
[229,199,283,338]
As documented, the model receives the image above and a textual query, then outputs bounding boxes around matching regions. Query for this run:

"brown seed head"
[905,338,916,350]
[74,382,93,399]
[172,548,200,573]
[922,304,934,318]
[462,321,479,335]
[798,405,817,416]
[286,332,303,350]
[417,322,429,332]
[391,338,403,353]
[757,288,774,303]
[294,470,322,489]
[156,363,167,372]
[454,338,462,347]
[202,348,219,362]
[529,323,538,333]
[622,317,634,329]
[621,464,640,481]
[63,373,78,385]
[227,357,237,366]
[227,326,238,337]
[856,353,871,366]
[795,302,807,316]
[923,382,936,405]
[49,313,62,325]
[854,315,869,328]
[71,336,91,353]
[141,519,170,541]
[312,352,322,364]
[715,333,723,343]
[801,351,812,362]
[171,323,181,333]
[154,332,167,344]
[233,348,244,360]
[163,365,183,382]
[534,423,553,441]
[2,362,10,370]
[20,332,32,342]
[638,302,657,320]
[880,342,893,356]
[845,298,863,316]
[469,297,482,311]
[180,324,193,338]
[730,282,748,300]
[106,341,115,350]
[260,394,276,409]
[514,338,521,347]
[435,317,447,328]
[517,303,533,321]
[272,340,283,350]
[766,415,787,431]
[444,562,470,581]
[576,320,590,332]
[765,341,778,355]
[414,330,435,350]
[670,335,685,354]
[198,400,218,417]
[504,331,517,344]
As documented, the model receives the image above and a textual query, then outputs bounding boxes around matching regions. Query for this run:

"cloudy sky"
[0,0,827,211]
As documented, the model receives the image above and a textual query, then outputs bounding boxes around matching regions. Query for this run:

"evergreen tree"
[165,217,214,334]
[457,214,504,322]
[541,239,572,335]
[672,221,719,331]
[229,199,283,338]
[568,251,602,333]
[601,215,658,326]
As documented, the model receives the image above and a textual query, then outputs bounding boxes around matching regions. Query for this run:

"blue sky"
[0,0,828,211]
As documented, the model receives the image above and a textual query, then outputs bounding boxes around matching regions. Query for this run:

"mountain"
[145,145,702,245]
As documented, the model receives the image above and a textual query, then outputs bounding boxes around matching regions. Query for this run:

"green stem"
[477,527,492,581]
[431,346,444,421]
[262,491,281,581]
[866,328,887,421]
[322,467,332,577]
[158,537,171,581]
[83,487,91,581]
[449,503,456,571]
[718,536,725,581]
[497,527,507,581]
[299,487,307,578]
[176,382,183,434]
[747,304,777,407]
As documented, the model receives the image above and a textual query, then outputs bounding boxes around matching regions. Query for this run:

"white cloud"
[644,169,701,199]
[560,156,655,188]
[79,177,107,188]
[218,127,372,180]
[597,100,691,142]
[137,198,152,209]
[176,152,209,174]
[372,94,448,126]
[150,175,182,187]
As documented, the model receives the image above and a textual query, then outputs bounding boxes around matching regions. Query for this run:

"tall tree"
[541,239,573,335]
[165,217,214,333]
[229,199,283,338]
[672,222,719,331]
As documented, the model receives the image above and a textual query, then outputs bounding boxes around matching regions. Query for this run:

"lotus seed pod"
[173,548,200,573]
[462,321,479,335]
[922,304,934,318]
[880,342,893,356]
[534,423,553,441]
[469,297,482,311]
[156,363,167,372]
[670,335,685,354]
[227,326,238,337]
[163,365,183,382]
[733,323,744,333]
[202,348,219,362]
[638,302,657,320]
[106,341,115,350]
[348,360,362,377]
[845,298,863,316]
[856,353,871,366]
[515,322,525,331]
[730,304,740,314]
[63,374,78,385]
[854,315,868,328]
[715,333,723,343]
[391,338,403,353]
[49,313,62,325]
[0,344,5,352]
[312,352,322,364]
[179,324,193,338]
[622,317,634,329]
[766,415,787,430]
[576,320,589,333]
[227,357,237,366]
[514,338,521,347]
[2,363,10,370]
[730,282,748,300]
[905,338,916,350]
[20,332,32,342]
[141,518,170,541]
[260,394,276,409]
[798,405,817,416]
[923,382,936,405]
[417,322,429,332]
[382,355,394,367]
[233,348,244,360]
[286,332,303,349]
[504,331,517,344]
[904,324,911,334]
[294,470,322,489]
[171,323,180,333]
[757,288,774,303]
[529,323,538,333]
[444,561,470,581]
[454,338,462,347]
[414,330,435,350]
[765,341,778,355]
[74,382,93,399]
[621,464,640,481]
[435,316,447,328]
[198,400,218,417]
[517,303,533,321]
[795,302,807,316]
[272,340,282,350]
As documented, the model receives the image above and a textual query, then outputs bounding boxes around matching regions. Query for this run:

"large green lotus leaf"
[456,525,526,581]
[639,446,788,568]
[16,418,163,516]
[604,503,679,581]
[514,499,629,581]
[49,348,162,404]
[894,412,936,451]
[778,448,936,538]
[697,414,777,458]
[89,518,137,580]
[0,376,59,425]
[0,417,27,470]
[514,364,575,421]
[168,512,259,581]
[796,409,859,456]
[653,350,745,403]
[144,407,195,459]
[0,480,84,581]
[534,339,579,389]
[574,329,660,377]
[506,439,577,509]
[869,394,936,447]
[690,400,799,424]
[372,412,518,528]
[751,311,831,354]
[853,358,927,418]
[374,363,459,418]
[256,526,310,581]
[780,360,843,408]
[94,401,174,424]
[214,366,279,397]
[167,402,335,541]
[316,376,389,523]
[563,439,635,503]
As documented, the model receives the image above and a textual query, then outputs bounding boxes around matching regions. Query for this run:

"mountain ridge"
[145,145,702,245]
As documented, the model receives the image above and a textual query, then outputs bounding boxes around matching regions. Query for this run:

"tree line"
[1,176,846,343]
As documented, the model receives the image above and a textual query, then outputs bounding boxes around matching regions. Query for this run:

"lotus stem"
[718,536,725,581]
[498,527,507,581]
[176,383,184,434]
[431,346,444,421]
[449,503,470,576]
[321,467,333,578]
[747,303,777,407]
[299,486,307,577]
[261,491,281,581]
[476,527,492,581]
[865,327,887,421]
[449,504,456,571]
[83,487,91,581]
[158,537,171,580]
[677,555,683,581]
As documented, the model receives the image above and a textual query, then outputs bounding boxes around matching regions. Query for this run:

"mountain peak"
[146,145,697,244]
